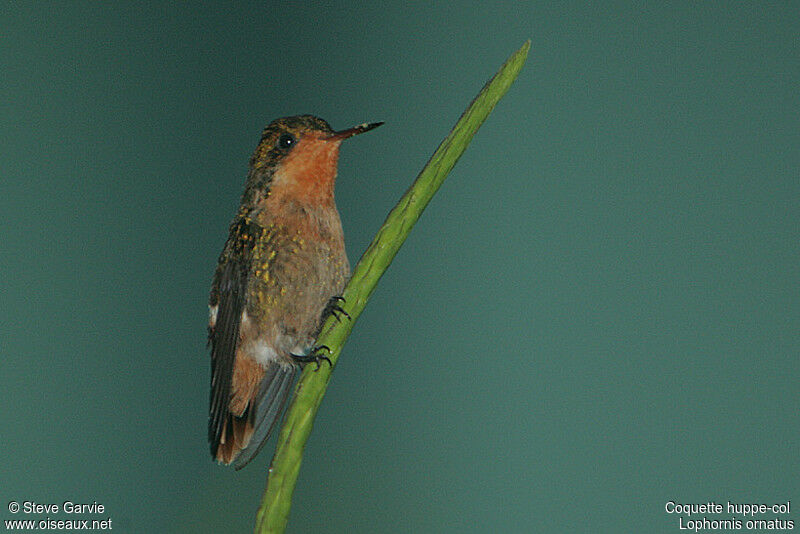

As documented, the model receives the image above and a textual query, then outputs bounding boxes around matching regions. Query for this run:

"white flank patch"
[251,339,281,366]
[208,305,218,328]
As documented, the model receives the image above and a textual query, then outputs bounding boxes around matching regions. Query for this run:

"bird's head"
[248,115,383,205]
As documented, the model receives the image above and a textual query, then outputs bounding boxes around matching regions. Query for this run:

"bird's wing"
[208,255,249,457]
[209,215,296,467]
[208,216,262,458]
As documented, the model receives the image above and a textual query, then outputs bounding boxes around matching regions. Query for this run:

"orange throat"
[271,135,342,206]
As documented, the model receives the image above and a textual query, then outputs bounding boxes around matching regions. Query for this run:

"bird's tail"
[214,362,297,469]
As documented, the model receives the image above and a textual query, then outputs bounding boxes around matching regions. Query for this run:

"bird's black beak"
[327,121,384,141]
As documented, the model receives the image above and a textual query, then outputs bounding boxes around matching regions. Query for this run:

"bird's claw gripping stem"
[290,345,332,370]
[322,296,351,323]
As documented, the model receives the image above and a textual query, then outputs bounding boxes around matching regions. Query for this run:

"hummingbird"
[208,115,383,468]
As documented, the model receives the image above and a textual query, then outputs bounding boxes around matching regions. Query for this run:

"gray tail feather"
[233,363,298,470]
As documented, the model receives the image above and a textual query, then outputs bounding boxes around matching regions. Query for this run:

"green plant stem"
[254,40,530,533]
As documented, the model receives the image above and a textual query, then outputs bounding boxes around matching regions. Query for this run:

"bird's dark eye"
[277,133,295,149]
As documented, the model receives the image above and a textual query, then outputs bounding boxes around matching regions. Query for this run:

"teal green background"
[2,3,797,533]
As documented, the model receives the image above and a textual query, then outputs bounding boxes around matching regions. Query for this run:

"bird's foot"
[290,345,332,371]
[321,296,351,323]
